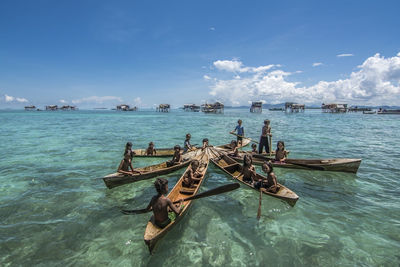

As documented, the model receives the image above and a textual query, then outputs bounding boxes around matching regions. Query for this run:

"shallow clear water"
[0,109,399,266]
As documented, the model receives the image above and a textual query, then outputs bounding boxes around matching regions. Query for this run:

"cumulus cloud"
[203,75,211,80]
[59,99,67,104]
[71,96,123,104]
[337,53,354,57]
[206,53,400,106]
[213,59,276,73]
[4,94,28,103]
[313,62,323,67]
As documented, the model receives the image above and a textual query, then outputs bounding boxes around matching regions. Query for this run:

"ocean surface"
[0,109,399,266]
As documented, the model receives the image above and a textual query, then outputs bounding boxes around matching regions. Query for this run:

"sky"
[1,0,400,108]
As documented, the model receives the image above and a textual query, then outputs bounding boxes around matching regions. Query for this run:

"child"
[258,120,271,154]
[118,152,141,175]
[183,133,193,153]
[201,138,209,150]
[167,145,182,167]
[275,141,287,163]
[228,140,239,157]
[146,142,157,156]
[251,143,257,153]
[124,142,136,159]
[261,161,279,193]
[145,178,183,229]
[230,119,244,145]
[235,154,256,184]
[182,160,202,187]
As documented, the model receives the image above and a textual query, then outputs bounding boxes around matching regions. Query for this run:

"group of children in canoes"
[117,119,288,229]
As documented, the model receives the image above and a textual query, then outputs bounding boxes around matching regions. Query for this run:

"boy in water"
[145,178,183,228]
[230,119,244,146]
[259,120,271,154]
[146,142,157,156]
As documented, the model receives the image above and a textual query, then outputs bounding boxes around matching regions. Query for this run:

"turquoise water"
[0,109,399,266]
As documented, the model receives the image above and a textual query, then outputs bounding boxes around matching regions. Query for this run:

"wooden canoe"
[132,147,195,157]
[102,151,199,189]
[215,138,251,149]
[210,149,299,206]
[232,152,361,173]
[143,149,210,253]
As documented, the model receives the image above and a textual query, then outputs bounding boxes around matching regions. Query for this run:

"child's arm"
[168,198,182,215]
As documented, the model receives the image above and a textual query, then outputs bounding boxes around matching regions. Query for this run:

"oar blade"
[121,208,148,215]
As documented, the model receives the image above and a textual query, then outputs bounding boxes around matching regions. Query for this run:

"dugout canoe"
[132,147,197,157]
[233,152,361,173]
[210,149,299,206]
[215,138,251,149]
[102,151,200,189]
[143,149,210,253]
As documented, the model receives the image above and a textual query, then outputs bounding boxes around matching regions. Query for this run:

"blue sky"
[1,0,399,108]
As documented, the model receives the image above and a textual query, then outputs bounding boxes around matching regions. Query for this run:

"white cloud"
[133,97,141,106]
[71,96,123,104]
[59,99,67,104]
[313,62,323,67]
[4,94,28,103]
[337,53,354,57]
[213,60,276,73]
[210,27,215,31]
[203,75,211,80]
[207,53,400,106]
[5,95,14,102]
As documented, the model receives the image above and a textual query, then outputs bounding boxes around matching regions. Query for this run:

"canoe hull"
[211,150,299,206]
[143,150,210,253]
[103,160,191,189]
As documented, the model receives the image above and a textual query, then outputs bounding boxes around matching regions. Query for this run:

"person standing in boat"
[275,141,288,163]
[183,133,193,153]
[146,142,157,156]
[259,120,271,154]
[230,119,244,146]
[234,154,256,184]
[145,178,183,229]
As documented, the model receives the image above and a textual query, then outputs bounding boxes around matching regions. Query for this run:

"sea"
[0,108,399,266]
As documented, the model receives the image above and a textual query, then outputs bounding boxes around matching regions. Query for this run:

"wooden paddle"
[121,183,240,215]
[230,132,259,144]
[269,135,272,156]
[257,184,262,220]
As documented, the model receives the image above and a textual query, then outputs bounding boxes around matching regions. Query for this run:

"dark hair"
[202,138,208,143]
[231,140,237,147]
[238,119,242,124]
[276,141,285,151]
[149,142,154,146]
[186,133,191,139]
[251,143,257,148]
[263,161,273,173]
[174,145,181,150]
[264,119,270,125]
[191,159,199,167]
[124,142,133,156]
[243,154,253,167]
[154,178,168,196]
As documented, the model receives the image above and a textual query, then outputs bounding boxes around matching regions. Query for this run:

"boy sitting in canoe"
[146,178,183,228]
[274,141,287,163]
[167,145,182,167]
[146,142,157,156]
[201,138,209,150]
[234,154,256,184]
[228,140,239,157]
[117,152,141,175]
[183,133,193,152]
[259,161,279,193]
[251,143,257,153]
[182,160,202,188]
